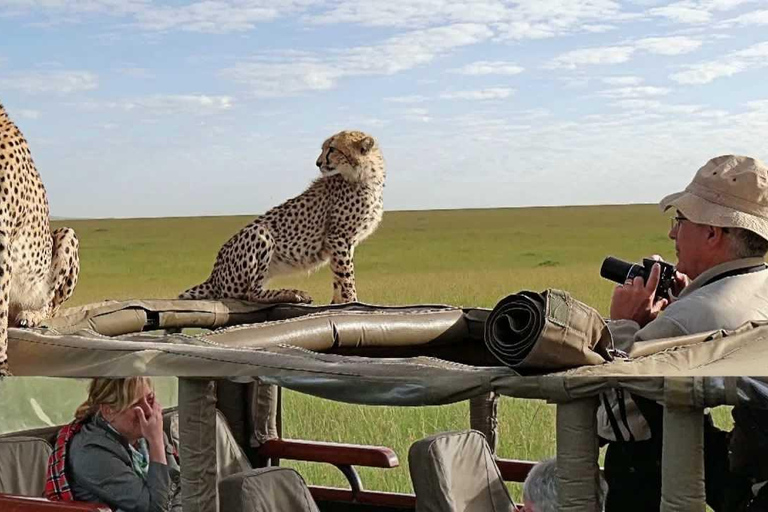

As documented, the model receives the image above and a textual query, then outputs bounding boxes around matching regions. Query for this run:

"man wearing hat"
[598,155,768,512]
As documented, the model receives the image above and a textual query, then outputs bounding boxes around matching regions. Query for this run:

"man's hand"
[610,262,669,326]
[648,253,689,301]
[669,270,690,301]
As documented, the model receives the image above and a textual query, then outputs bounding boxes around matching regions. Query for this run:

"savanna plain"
[8,206,734,499]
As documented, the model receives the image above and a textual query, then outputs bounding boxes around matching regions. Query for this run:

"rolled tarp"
[40,299,467,337]
[483,289,613,370]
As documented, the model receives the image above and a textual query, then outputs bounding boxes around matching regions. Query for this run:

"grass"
[2,206,734,500]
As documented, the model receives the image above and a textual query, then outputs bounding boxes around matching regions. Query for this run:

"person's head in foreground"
[521,457,607,512]
[660,154,768,280]
[76,377,160,442]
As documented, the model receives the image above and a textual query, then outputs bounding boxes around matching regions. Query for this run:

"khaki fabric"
[469,393,499,454]
[218,467,319,512]
[43,299,464,337]
[408,430,515,512]
[249,379,279,447]
[484,289,612,370]
[0,436,52,496]
[179,379,219,512]
[660,407,706,512]
[201,308,467,350]
[165,408,252,482]
[556,398,602,512]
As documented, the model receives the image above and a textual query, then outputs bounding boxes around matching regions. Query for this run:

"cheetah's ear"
[359,136,375,154]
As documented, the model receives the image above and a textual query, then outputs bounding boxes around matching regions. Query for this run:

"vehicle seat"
[408,429,517,512]
[219,467,320,512]
[0,435,53,496]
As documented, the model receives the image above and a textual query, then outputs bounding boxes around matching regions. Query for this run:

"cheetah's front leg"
[330,240,357,304]
[244,226,312,304]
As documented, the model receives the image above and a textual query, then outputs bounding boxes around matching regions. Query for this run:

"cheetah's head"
[316,130,385,184]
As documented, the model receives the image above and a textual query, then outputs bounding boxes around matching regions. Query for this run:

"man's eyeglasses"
[670,214,688,230]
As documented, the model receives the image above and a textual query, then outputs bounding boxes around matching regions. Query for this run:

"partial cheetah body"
[0,103,80,376]
[180,130,385,305]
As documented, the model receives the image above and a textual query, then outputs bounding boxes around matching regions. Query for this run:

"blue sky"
[1,0,767,219]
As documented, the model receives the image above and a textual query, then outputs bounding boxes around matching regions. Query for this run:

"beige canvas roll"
[484,289,613,371]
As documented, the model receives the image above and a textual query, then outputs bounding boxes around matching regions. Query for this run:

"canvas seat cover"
[408,430,516,512]
[218,467,320,512]
[0,435,52,496]
[165,408,252,481]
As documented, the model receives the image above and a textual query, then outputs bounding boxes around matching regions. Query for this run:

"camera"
[600,256,676,300]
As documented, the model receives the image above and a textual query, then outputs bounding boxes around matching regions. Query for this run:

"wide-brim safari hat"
[659,154,768,240]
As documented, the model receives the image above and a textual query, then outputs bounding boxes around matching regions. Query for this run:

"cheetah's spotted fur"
[180,130,385,305]
[0,103,80,376]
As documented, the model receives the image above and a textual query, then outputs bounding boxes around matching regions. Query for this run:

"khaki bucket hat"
[659,154,768,240]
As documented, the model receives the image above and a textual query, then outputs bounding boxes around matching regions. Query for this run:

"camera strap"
[700,263,767,288]
[601,389,636,443]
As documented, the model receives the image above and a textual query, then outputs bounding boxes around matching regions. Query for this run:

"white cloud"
[402,107,432,122]
[1,0,635,37]
[305,0,631,40]
[440,88,513,100]
[546,36,702,69]
[449,60,524,76]
[75,95,234,114]
[222,24,493,97]
[17,109,41,119]
[723,9,768,25]
[648,0,758,24]
[0,71,98,94]
[0,0,318,33]
[582,24,617,33]
[599,86,670,98]
[116,66,154,78]
[384,95,431,103]
[746,99,768,111]
[132,2,287,33]
[602,76,644,85]
[611,99,703,114]
[635,36,702,55]
[649,3,712,23]
[670,41,768,84]
[545,46,636,69]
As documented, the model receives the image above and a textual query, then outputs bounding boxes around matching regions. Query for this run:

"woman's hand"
[134,395,167,464]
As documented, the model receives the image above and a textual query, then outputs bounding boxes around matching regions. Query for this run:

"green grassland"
[32,206,732,497]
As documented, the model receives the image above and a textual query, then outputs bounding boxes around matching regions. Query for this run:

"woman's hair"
[75,377,153,421]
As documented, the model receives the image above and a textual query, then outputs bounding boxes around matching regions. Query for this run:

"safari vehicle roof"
[6,298,768,512]
[7,298,768,403]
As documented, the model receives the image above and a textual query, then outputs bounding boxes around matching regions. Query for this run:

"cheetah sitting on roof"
[0,103,80,376]
[179,130,385,305]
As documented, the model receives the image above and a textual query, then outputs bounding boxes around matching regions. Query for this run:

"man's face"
[668,210,710,279]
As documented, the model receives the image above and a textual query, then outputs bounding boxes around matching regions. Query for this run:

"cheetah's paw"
[15,311,48,328]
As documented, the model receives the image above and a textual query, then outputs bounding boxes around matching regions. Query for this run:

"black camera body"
[600,256,676,300]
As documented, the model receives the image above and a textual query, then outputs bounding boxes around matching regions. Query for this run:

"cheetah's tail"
[178,281,212,300]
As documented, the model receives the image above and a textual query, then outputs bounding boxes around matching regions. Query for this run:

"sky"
[0,0,767,219]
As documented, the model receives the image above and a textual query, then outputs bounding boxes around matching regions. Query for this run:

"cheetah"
[0,102,80,376]
[180,130,385,305]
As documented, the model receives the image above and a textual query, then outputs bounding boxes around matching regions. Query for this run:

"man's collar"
[680,257,767,298]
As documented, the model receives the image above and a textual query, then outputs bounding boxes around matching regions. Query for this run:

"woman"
[63,378,180,512]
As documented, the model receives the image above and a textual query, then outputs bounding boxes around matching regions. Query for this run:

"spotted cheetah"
[0,103,80,376]
[180,130,385,305]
